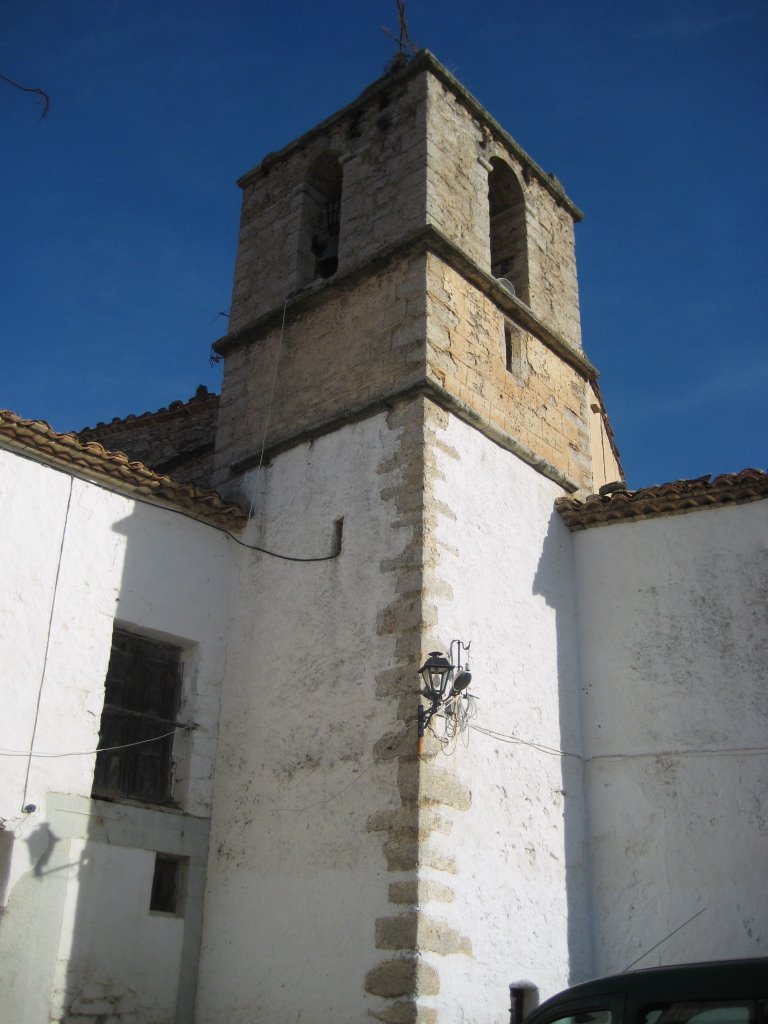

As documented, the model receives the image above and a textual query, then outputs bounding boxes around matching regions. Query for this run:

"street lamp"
[417,640,473,749]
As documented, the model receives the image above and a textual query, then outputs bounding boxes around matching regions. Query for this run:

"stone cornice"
[229,379,579,494]
[212,224,597,382]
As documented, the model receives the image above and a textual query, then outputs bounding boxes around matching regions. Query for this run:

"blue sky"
[3,0,766,488]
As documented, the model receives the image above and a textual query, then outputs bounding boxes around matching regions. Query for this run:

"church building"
[1,51,766,1024]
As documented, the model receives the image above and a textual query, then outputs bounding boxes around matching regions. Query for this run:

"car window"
[546,1010,613,1024]
[642,1002,755,1024]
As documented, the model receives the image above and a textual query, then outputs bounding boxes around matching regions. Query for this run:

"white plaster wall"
[426,414,589,1020]
[196,414,409,1024]
[573,501,768,974]
[0,449,236,1023]
[52,840,184,1018]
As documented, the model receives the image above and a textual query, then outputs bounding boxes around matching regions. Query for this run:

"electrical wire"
[470,723,581,759]
[2,722,414,814]
[0,727,190,759]
[469,724,768,762]
[623,908,707,972]
[429,692,479,754]
[247,295,289,521]
[67,468,341,563]
[6,412,341,564]
[20,478,73,811]
[215,521,340,562]
[109,473,341,562]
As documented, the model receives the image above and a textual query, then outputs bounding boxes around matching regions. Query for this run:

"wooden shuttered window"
[92,629,183,805]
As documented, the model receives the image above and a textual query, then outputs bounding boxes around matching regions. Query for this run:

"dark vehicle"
[523,960,768,1024]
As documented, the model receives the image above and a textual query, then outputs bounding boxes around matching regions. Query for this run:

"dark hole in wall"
[150,854,185,914]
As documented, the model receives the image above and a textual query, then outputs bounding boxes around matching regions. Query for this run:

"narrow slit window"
[504,321,525,379]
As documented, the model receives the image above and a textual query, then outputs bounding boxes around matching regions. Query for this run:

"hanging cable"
[1,726,191,759]
[247,295,290,521]
[20,478,73,811]
[470,723,768,762]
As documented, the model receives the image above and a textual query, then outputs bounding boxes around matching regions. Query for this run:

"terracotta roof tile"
[77,385,218,435]
[0,409,246,530]
[556,469,768,531]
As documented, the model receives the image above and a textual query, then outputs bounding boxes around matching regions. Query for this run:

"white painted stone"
[0,450,235,1024]
[426,413,589,1018]
[195,414,410,1024]
[573,501,768,975]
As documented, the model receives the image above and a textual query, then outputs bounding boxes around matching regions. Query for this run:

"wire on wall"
[1,726,191,759]
[469,723,768,762]
[20,477,74,812]
[247,295,290,521]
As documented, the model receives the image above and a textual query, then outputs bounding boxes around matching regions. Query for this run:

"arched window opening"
[488,158,528,303]
[301,152,343,283]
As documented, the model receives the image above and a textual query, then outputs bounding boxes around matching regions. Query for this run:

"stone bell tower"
[198,52,621,1024]
[211,51,619,497]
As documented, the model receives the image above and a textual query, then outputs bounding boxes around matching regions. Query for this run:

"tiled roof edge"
[0,409,246,530]
[77,386,219,436]
[556,468,768,531]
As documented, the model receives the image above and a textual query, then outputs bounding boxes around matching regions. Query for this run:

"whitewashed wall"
[196,413,408,1024]
[0,449,235,1024]
[573,500,768,975]
[426,413,590,1020]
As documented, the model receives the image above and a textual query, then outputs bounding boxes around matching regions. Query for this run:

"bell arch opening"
[488,158,529,304]
[299,151,343,285]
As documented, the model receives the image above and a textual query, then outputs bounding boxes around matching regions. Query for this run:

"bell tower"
[211,51,620,497]
[200,51,621,1024]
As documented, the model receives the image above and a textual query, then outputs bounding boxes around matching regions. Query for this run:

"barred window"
[92,628,183,805]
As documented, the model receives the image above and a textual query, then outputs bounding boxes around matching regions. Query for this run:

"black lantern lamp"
[417,640,472,749]
[419,651,453,702]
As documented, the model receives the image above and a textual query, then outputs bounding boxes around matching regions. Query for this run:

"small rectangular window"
[150,854,186,915]
[92,628,183,806]
[504,321,525,379]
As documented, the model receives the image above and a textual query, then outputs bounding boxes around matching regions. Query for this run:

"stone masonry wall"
[425,256,593,492]
[366,398,474,1024]
[229,71,428,331]
[424,76,583,350]
[218,55,595,499]
[77,386,218,489]
[214,254,428,489]
[424,75,490,272]
[524,178,582,349]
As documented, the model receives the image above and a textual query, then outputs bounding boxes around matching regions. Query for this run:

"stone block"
[365,958,440,998]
